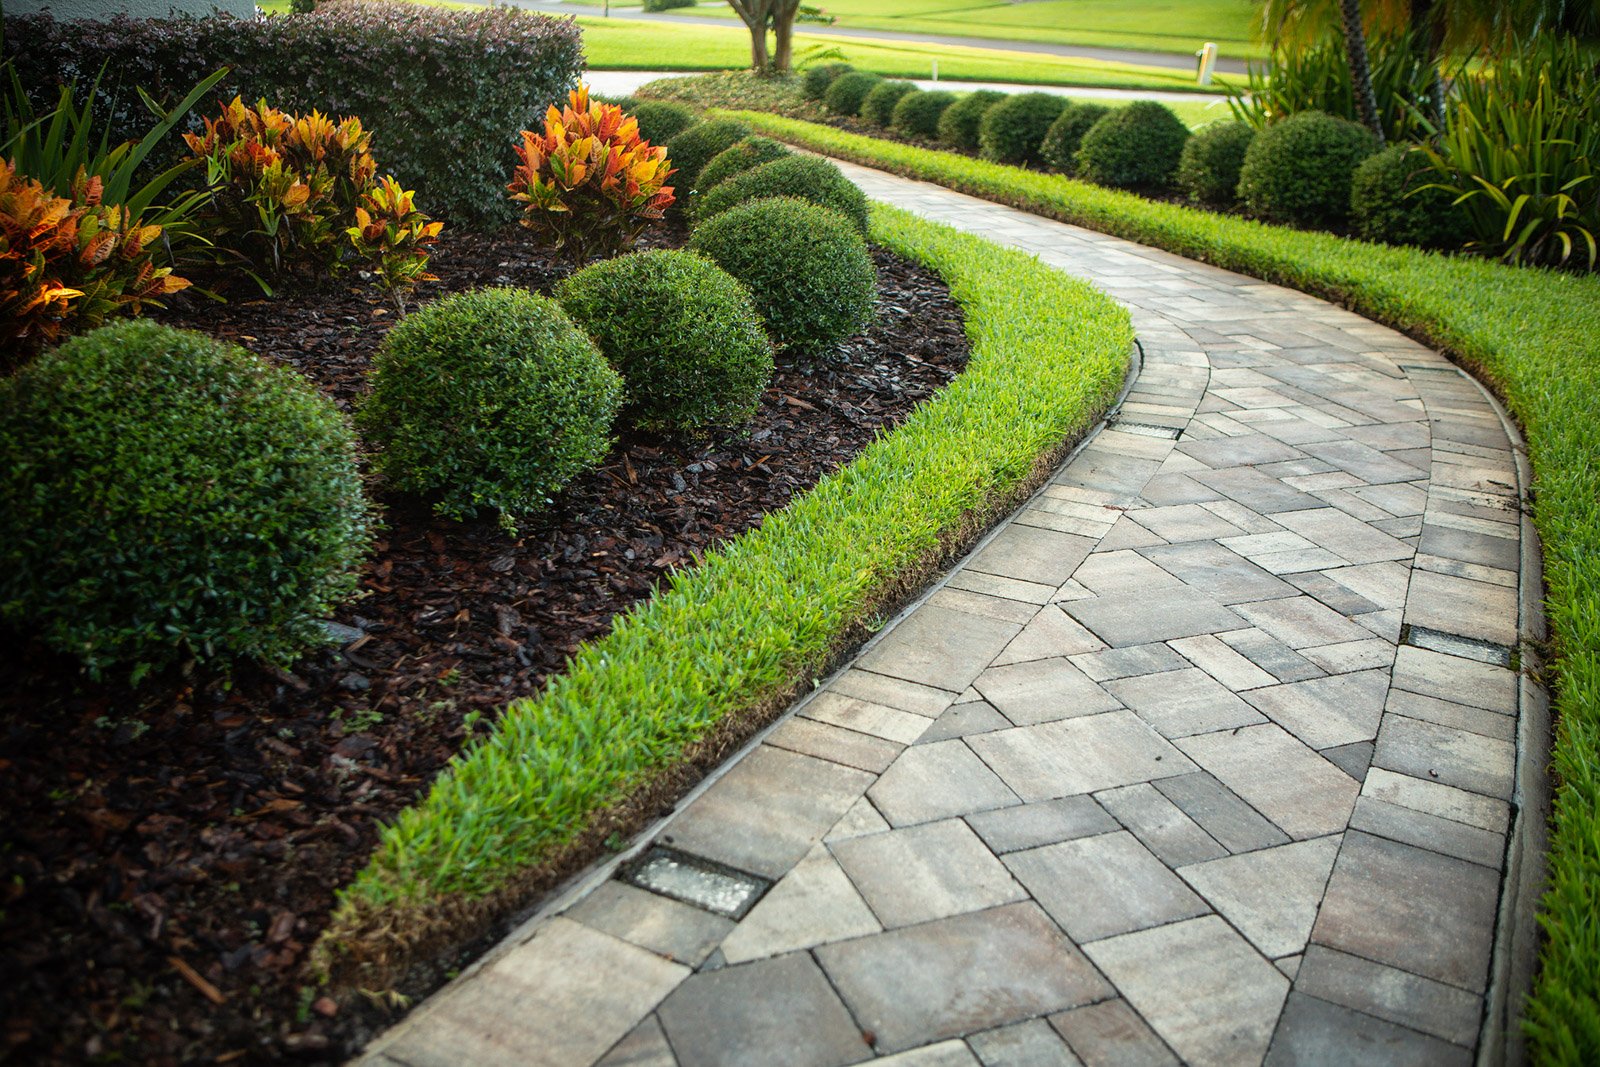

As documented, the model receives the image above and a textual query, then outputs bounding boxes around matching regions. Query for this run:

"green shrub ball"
[666,117,752,191]
[1237,110,1377,228]
[360,288,622,527]
[556,250,774,433]
[1176,120,1255,205]
[824,71,884,117]
[690,197,876,357]
[1040,102,1110,174]
[630,99,697,145]
[696,136,792,194]
[693,154,871,235]
[0,320,372,679]
[978,92,1068,166]
[892,89,957,139]
[1351,143,1463,249]
[937,90,1006,152]
[861,80,919,127]
[1075,101,1191,189]
[802,62,853,101]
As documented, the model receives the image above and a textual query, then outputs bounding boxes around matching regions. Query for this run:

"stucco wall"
[5,0,256,19]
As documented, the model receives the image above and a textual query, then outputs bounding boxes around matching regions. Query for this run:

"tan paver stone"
[832,818,1026,929]
[875,1040,984,1066]
[930,588,1041,625]
[1188,467,1325,515]
[1105,667,1264,738]
[669,746,873,879]
[970,524,1098,586]
[1138,541,1297,604]
[968,711,1198,801]
[767,717,904,774]
[720,844,881,963]
[831,669,956,717]
[1318,561,1412,610]
[1127,504,1247,542]
[1084,916,1289,1067]
[595,1015,676,1067]
[1242,669,1390,750]
[967,1019,1084,1067]
[1299,638,1395,674]
[386,918,689,1067]
[947,568,1060,605]
[1073,550,1185,595]
[1096,783,1227,866]
[1404,570,1518,646]
[974,658,1123,726]
[1349,794,1505,872]
[1004,831,1207,942]
[1360,767,1509,834]
[1385,688,1515,742]
[1069,643,1191,683]
[1063,588,1245,648]
[656,952,870,1067]
[817,903,1113,1054]
[868,739,1020,826]
[1389,645,1517,712]
[1233,596,1373,649]
[1049,999,1177,1067]
[565,880,733,967]
[919,701,1012,743]
[826,797,891,843]
[802,691,931,745]
[994,606,1108,666]
[1177,836,1341,958]
[1177,724,1358,840]
[1167,633,1277,691]
[1373,715,1515,799]
[858,603,1024,693]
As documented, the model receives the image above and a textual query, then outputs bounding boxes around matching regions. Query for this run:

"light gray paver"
[362,157,1539,1067]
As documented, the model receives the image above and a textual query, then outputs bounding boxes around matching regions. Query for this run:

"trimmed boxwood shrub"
[642,0,696,10]
[697,136,792,193]
[825,71,884,117]
[5,5,583,228]
[556,250,774,432]
[667,117,753,191]
[1075,101,1191,189]
[631,99,698,145]
[360,288,622,527]
[1040,102,1110,174]
[693,155,872,235]
[978,92,1068,167]
[0,320,371,680]
[1351,144,1462,249]
[861,80,919,127]
[1238,110,1377,228]
[689,197,875,355]
[803,62,854,101]
[892,89,957,139]
[938,90,1006,152]
[1176,120,1255,205]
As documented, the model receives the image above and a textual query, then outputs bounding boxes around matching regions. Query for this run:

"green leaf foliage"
[630,99,698,145]
[860,80,918,128]
[690,196,876,355]
[359,288,622,528]
[978,91,1067,167]
[556,249,775,433]
[823,71,884,117]
[936,90,1006,152]
[1075,100,1191,190]
[695,135,792,194]
[1039,101,1110,175]
[891,89,957,140]
[1175,119,1255,206]
[1237,109,1376,228]
[0,320,371,681]
[665,117,752,192]
[1349,144,1462,249]
[692,153,872,235]
[801,62,853,101]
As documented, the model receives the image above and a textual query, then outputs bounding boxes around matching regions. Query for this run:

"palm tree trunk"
[1339,0,1387,144]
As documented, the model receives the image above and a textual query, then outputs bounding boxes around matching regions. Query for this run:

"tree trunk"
[726,0,772,72]
[1339,0,1387,145]
[749,24,770,70]
[772,18,794,73]
[1410,0,1447,130]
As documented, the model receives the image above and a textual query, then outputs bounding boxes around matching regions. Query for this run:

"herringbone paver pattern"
[359,161,1536,1067]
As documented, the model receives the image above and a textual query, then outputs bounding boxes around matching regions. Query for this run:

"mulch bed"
[0,219,970,1065]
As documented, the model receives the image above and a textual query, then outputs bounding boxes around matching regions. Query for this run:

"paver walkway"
[358,163,1545,1067]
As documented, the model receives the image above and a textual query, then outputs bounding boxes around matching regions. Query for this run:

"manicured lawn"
[719,111,1600,1065]
[314,204,1133,982]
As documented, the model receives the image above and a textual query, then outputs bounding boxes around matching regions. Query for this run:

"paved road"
[497,0,1251,77]
[356,161,1541,1067]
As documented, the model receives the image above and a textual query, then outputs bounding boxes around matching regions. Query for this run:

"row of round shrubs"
[804,64,1455,245]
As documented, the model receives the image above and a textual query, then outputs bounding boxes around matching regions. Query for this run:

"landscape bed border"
[311,206,1136,996]
[717,110,1600,1062]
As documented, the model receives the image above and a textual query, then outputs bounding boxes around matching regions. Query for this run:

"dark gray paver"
[967,1019,1085,1066]
[965,796,1120,853]
[1264,993,1471,1066]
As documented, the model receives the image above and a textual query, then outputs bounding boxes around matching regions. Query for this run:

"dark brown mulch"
[0,221,970,1066]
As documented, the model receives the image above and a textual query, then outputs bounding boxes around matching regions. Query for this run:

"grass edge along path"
[311,206,1133,987]
[722,110,1600,1064]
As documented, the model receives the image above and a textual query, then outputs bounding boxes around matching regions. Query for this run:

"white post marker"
[931,59,939,82]
[1195,42,1218,86]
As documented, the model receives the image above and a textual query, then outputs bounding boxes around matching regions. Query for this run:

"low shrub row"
[719,110,1600,1062]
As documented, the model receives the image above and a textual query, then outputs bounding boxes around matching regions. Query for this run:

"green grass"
[720,110,1600,1065]
[668,0,1264,60]
[576,17,1239,92]
[313,204,1133,980]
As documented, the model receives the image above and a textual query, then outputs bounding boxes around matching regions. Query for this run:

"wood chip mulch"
[0,218,970,1065]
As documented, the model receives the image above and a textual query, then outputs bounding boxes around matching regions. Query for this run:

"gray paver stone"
[965,795,1120,853]
[564,880,733,968]
[1048,999,1177,1067]
[1003,831,1207,942]
[595,1016,677,1067]
[719,844,881,963]
[1295,945,1483,1047]
[1242,670,1389,750]
[969,711,1198,801]
[1105,668,1264,738]
[868,739,1020,826]
[967,1019,1084,1067]
[1176,836,1340,958]
[832,818,1026,928]
[858,603,1023,692]
[1095,783,1227,866]
[975,658,1123,726]
[1176,725,1358,840]
[1064,589,1245,648]
[1153,773,1290,854]
[1265,992,1471,1067]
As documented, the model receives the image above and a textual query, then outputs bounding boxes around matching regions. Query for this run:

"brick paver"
[359,162,1540,1066]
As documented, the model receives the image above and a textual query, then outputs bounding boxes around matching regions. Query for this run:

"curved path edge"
[355,161,1550,1067]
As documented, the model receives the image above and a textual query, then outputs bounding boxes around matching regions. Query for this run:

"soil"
[0,220,970,1065]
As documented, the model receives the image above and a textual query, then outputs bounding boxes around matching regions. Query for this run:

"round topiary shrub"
[689,197,876,356]
[556,250,774,433]
[978,92,1068,166]
[631,99,698,145]
[861,80,919,127]
[1237,110,1378,228]
[360,288,622,527]
[666,118,753,191]
[938,90,1006,152]
[1040,101,1110,174]
[1175,120,1256,205]
[825,71,884,117]
[693,154,872,235]
[1351,143,1463,249]
[697,136,792,193]
[1075,101,1192,189]
[892,89,957,139]
[0,320,371,679]
[803,62,854,101]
